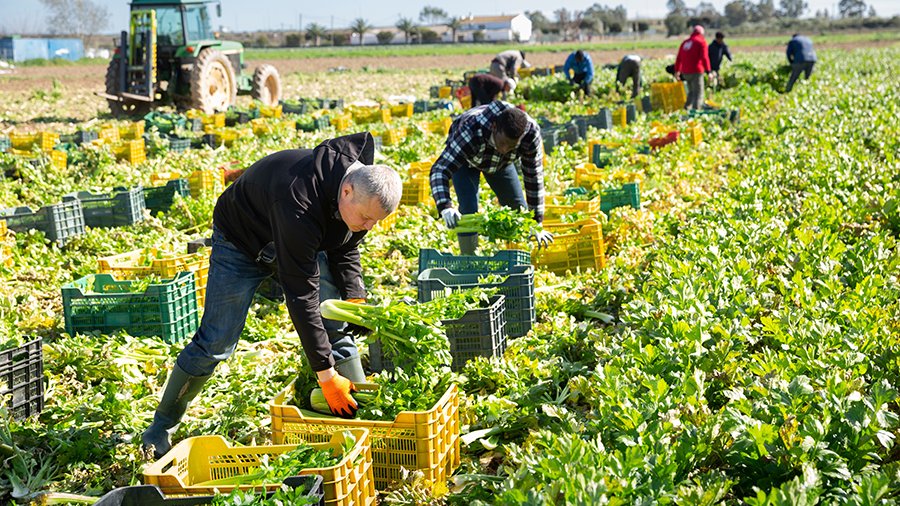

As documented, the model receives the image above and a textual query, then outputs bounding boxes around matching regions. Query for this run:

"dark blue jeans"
[452,164,527,238]
[176,226,354,377]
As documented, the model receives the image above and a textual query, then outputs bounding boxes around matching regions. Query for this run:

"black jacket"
[708,40,732,71]
[213,132,375,371]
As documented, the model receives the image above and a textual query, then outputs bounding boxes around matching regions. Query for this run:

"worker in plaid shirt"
[430,101,554,254]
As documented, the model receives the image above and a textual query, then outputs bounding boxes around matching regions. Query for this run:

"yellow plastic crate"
[428,117,452,135]
[113,139,146,165]
[10,132,59,152]
[381,127,407,146]
[330,114,353,132]
[408,159,434,176]
[390,103,413,118]
[612,107,627,128]
[371,209,398,233]
[399,172,432,206]
[0,220,6,238]
[97,247,211,307]
[143,428,376,506]
[574,162,605,188]
[518,67,534,79]
[438,86,452,99]
[460,95,472,109]
[49,149,67,170]
[188,169,225,196]
[0,220,10,268]
[650,82,687,113]
[271,382,460,491]
[585,139,622,158]
[543,196,601,223]
[251,103,283,118]
[98,126,120,144]
[533,219,606,274]
[149,171,184,187]
[250,118,293,136]
[119,121,145,140]
[687,123,703,146]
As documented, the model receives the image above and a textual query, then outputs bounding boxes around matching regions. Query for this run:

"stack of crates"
[98,125,120,145]
[143,178,190,215]
[119,121,145,140]
[417,249,534,338]
[98,246,211,307]
[534,219,606,274]
[0,200,85,246]
[63,186,146,228]
[0,338,44,421]
[10,131,59,152]
[369,294,507,372]
[62,272,199,343]
[112,139,146,164]
[400,171,430,206]
[270,383,457,496]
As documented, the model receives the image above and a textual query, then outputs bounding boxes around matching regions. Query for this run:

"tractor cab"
[99,0,281,117]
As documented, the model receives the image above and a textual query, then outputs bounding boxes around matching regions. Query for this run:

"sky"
[2,0,898,34]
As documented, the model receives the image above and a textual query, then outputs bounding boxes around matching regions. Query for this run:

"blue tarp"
[0,37,84,62]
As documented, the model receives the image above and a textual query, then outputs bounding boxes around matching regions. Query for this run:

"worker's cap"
[504,77,517,92]
[692,25,705,35]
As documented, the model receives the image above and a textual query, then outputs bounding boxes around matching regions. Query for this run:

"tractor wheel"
[251,64,282,106]
[189,49,237,114]
[104,58,151,117]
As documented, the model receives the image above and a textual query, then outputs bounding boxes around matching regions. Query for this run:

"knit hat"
[693,25,705,35]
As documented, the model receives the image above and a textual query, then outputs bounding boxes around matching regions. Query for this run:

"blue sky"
[2,0,898,33]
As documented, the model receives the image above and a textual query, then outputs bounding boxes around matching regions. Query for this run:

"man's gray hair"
[342,164,403,213]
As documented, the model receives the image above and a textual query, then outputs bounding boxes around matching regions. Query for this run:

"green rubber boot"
[334,354,367,383]
[141,364,211,459]
[458,233,479,256]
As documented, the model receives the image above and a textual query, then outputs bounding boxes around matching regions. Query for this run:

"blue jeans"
[176,226,356,377]
[452,163,527,237]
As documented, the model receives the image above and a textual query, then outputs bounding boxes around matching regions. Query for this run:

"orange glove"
[319,373,358,418]
[345,298,366,304]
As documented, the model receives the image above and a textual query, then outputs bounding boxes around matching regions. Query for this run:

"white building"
[453,14,532,43]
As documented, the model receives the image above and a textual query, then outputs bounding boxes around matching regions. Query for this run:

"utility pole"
[299,14,303,45]
[330,15,334,45]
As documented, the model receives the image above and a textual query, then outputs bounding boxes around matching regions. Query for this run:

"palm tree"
[350,18,372,46]
[305,22,327,47]
[395,17,417,44]
[446,17,463,43]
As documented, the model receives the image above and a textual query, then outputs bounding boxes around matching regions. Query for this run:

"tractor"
[99,0,281,116]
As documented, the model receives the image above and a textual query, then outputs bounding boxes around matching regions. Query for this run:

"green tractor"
[100,0,281,116]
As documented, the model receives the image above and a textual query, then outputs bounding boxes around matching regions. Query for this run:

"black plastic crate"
[315,98,343,110]
[625,104,637,124]
[370,295,507,372]
[93,475,324,506]
[541,127,561,154]
[144,179,190,215]
[74,130,98,144]
[564,122,581,144]
[0,200,85,246]
[64,186,146,228]
[0,338,44,420]
[640,96,652,113]
[418,265,534,338]
[166,135,191,153]
[280,99,309,115]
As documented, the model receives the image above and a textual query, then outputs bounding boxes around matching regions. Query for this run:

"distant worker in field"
[490,49,531,81]
[142,133,402,459]
[615,54,642,99]
[563,49,594,95]
[468,73,516,107]
[708,32,733,89]
[785,34,817,93]
[430,102,554,255]
[674,25,712,110]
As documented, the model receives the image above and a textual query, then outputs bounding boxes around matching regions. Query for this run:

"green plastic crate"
[370,295,506,372]
[144,179,190,215]
[64,186,146,228]
[62,272,199,343]
[0,200,85,246]
[418,248,531,275]
[418,265,534,338]
[600,182,641,213]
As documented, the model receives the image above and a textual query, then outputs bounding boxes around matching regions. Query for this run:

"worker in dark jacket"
[786,34,817,92]
[142,132,402,458]
[468,73,515,107]
[708,32,732,88]
[430,102,553,254]
[615,54,642,98]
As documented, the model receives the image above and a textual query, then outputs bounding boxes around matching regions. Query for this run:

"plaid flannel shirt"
[429,102,545,222]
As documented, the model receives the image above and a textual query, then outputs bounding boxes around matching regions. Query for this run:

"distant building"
[0,36,84,62]
[453,14,532,42]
